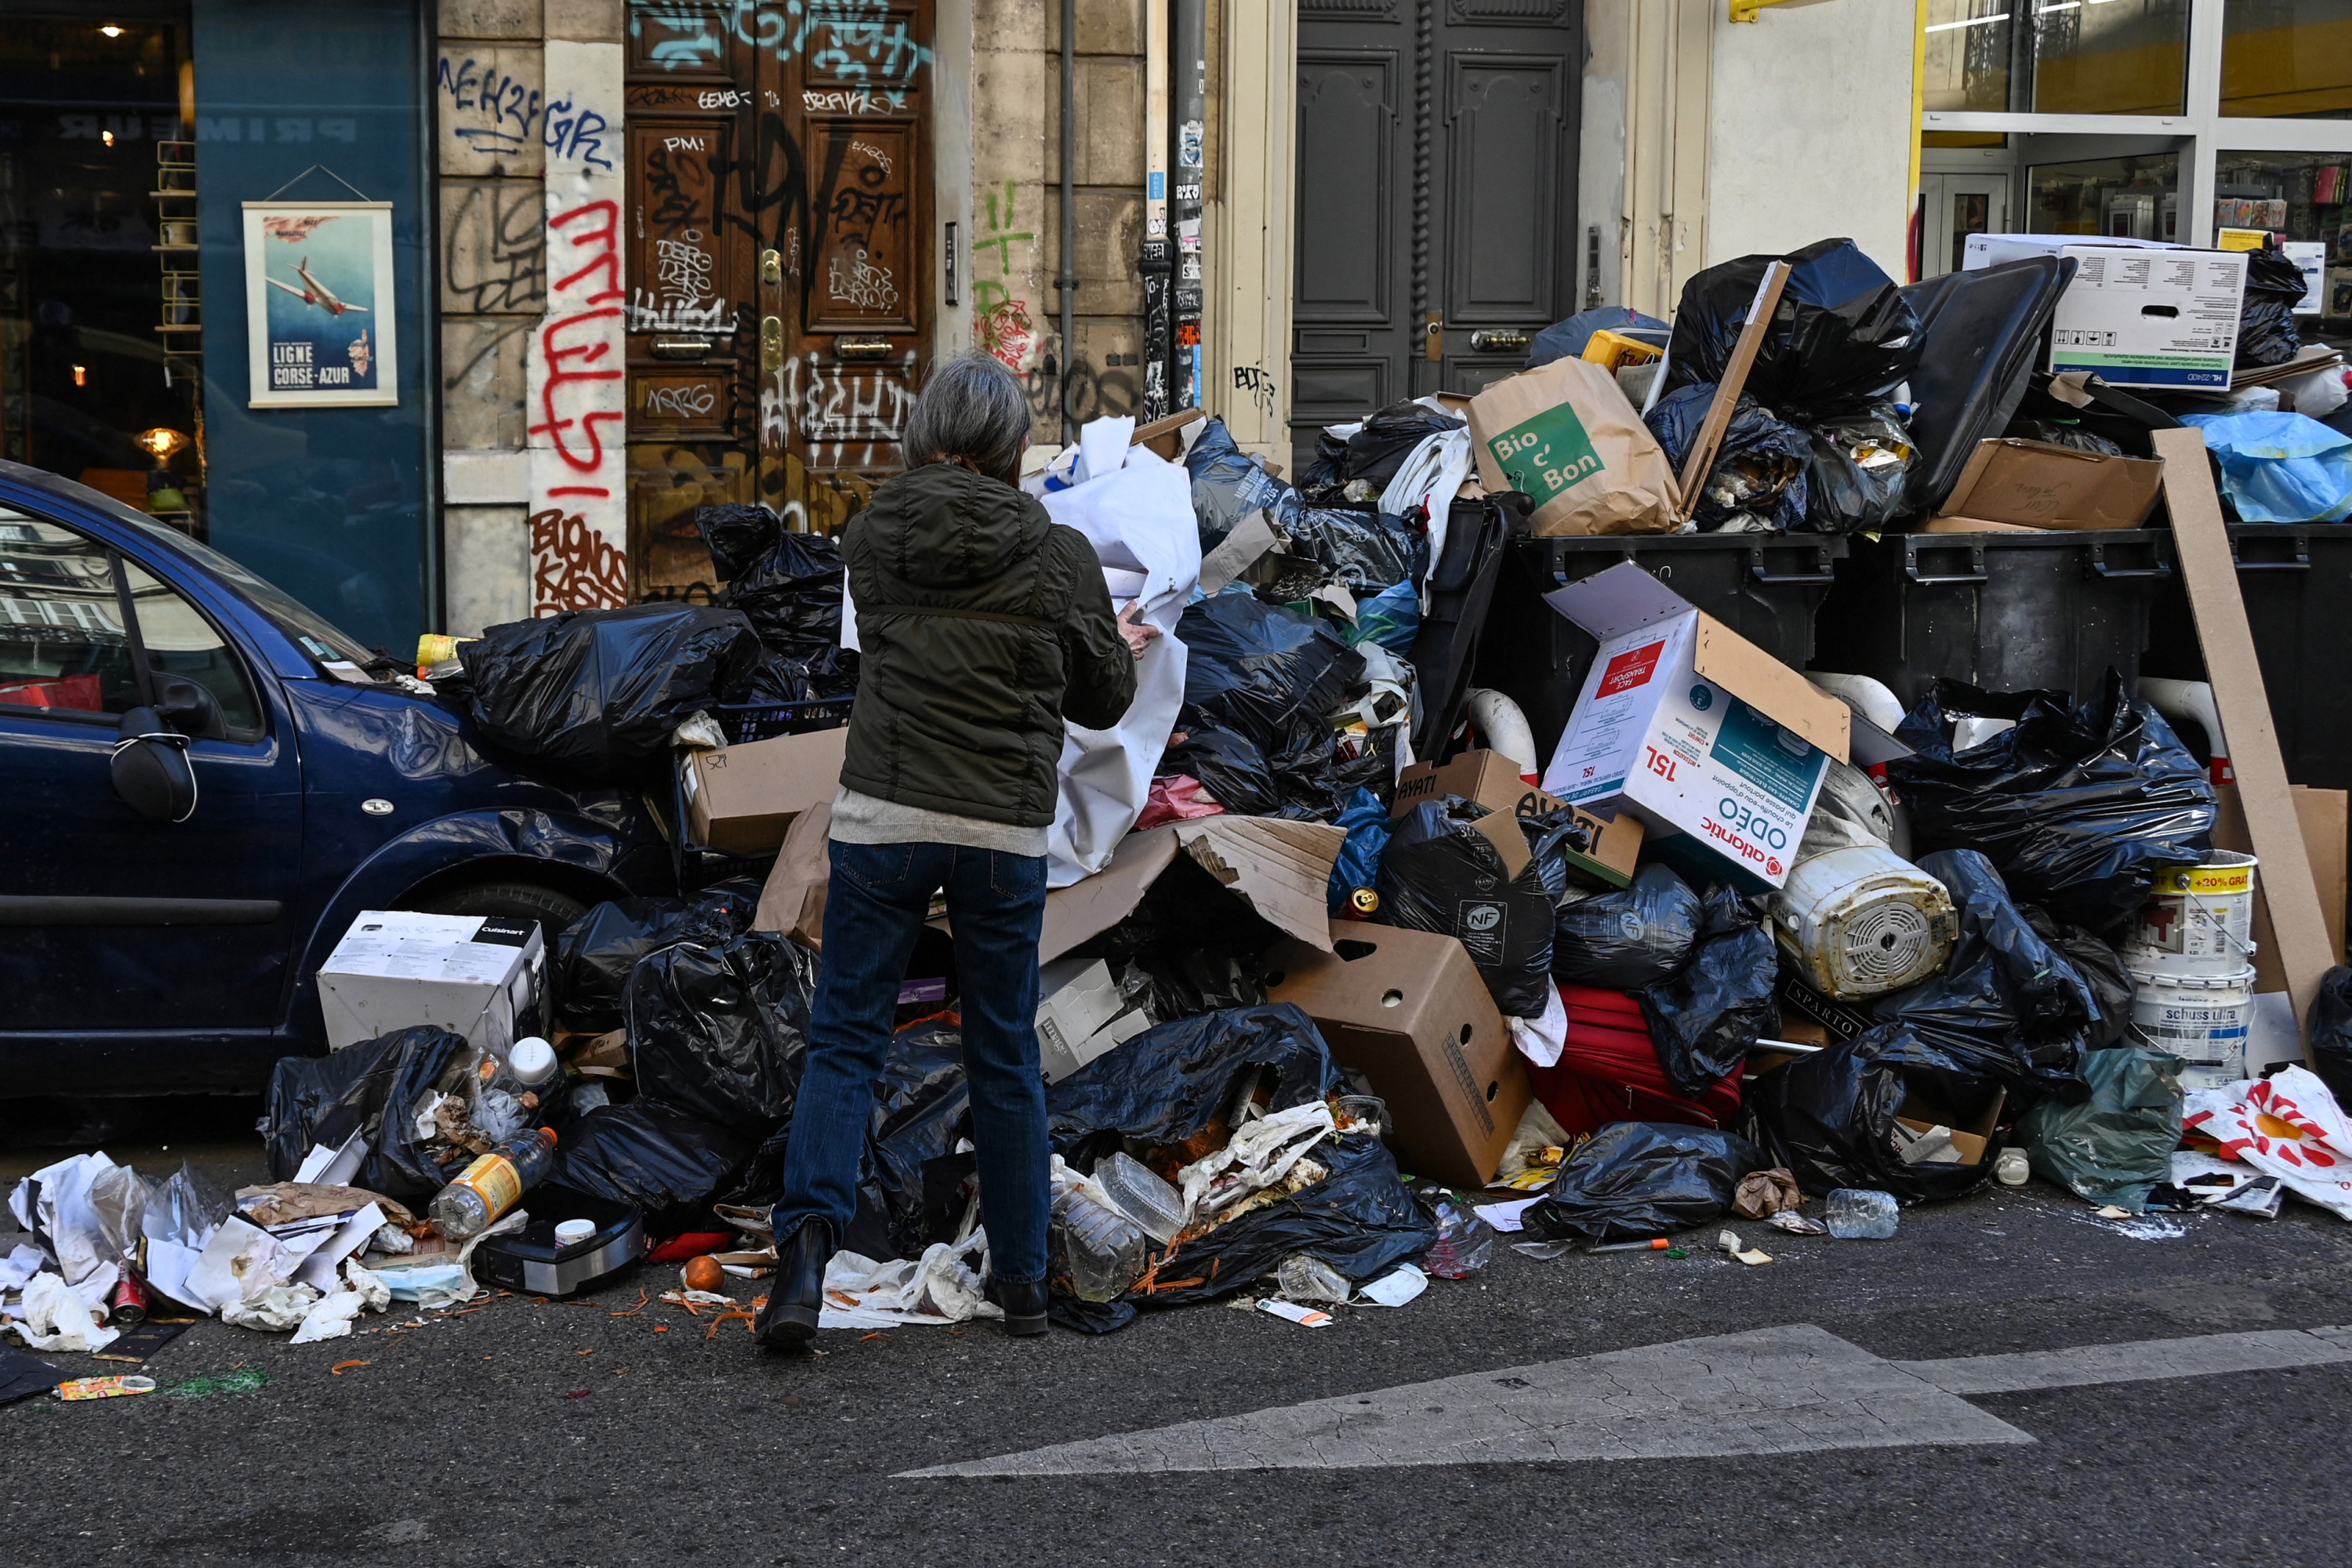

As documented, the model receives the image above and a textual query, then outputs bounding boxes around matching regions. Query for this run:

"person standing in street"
[755,354,1153,1347]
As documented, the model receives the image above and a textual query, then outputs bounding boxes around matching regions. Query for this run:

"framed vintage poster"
[241,201,399,408]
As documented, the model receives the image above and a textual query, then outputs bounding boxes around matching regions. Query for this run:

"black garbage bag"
[1274,502,1426,591]
[1519,1121,1764,1243]
[1375,797,1555,1017]
[1519,805,1597,906]
[626,931,817,1136]
[1185,416,1292,552]
[1744,1023,2002,1204]
[862,1022,975,1260]
[1177,593,1367,750]
[1112,950,1265,1026]
[1298,426,1352,492]
[552,1099,754,1232]
[1664,238,1925,425]
[2006,419,2126,457]
[261,1025,470,1197]
[1341,402,1464,489]
[1804,404,1915,533]
[2237,243,2307,369]
[1553,865,1703,989]
[2027,910,2136,1050]
[1162,725,1283,815]
[695,503,848,661]
[550,891,756,1036]
[2311,967,2352,1111]
[1044,1004,1434,1310]
[1871,850,2096,1099]
[1887,673,2216,931]
[739,644,859,703]
[1639,886,1779,1098]
[459,604,766,783]
[1644,383,1810,532]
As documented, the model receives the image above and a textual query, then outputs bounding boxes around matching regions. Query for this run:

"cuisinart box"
[1537,562,1850,892]
[1962,234,2246,390]
[316,910,545,1052]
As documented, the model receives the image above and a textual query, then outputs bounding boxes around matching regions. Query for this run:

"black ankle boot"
[754,1217,833,1350]
[985,1275,1049,1337]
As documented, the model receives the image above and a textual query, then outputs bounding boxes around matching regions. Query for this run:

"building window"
[2222,0,2352,119]
[1924,0,2190,118]
[2029,152,2182,239]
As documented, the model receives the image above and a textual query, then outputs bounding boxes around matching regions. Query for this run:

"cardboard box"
[1034,958,1149,1083]
[1963,233,2180,270]
[1893,1084,2005,1169]
[1130,408,1206,462]
[1538,561,1849,892]
[1393,748,1643,888]
[1006,816,1345,964]
[1918,517,2045,535]
[2214,784,2350,995]
[317,910,545,1053]
[1261,922,1530,1188]
[2044,245,2246,390]
[1930,439,2165,532]
[681,726,849,857]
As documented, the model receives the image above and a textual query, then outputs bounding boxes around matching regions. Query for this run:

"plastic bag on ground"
[2182,1065,2352,1221]
[1553,865,1701,989]
[2020,1046,2184,1213]
[626,930,815,1136]
[1888,673,2217,931]
[1328,787,1392,915]
[1663,238,1925,425]
[2179,411,2352,524]
[550,891,755,1037]
[457,604,766,783]
[1744,1024,2003,1205]
[1638,886,1780,1098]
[1871,849,2096,1098]
[1184,416,1291,552]
[852,1022,974,1262]
[2235,244,2306,369]
[1518,1121,1764,1243]
[1643,383,1810,532]
[1804,404,1914,534]
[695,502,851,662]
[1375,797,1556,1018]
[552,1100,754,1232]
[260,1026,471,1198]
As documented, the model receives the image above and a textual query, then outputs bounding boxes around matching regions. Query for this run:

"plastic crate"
[712,698,853,745]
[1809,528,2172,708]
[1472,532,1850,759]
[2142,523,2352,790]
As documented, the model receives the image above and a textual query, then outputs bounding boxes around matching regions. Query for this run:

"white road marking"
[900,1322,2352,1479]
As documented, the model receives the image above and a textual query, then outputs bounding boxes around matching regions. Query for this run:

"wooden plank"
[1673,260,1791,525]
[2154,426,2338,1053]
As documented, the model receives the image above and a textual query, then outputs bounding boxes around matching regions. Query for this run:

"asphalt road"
[6,1118,2352,1568]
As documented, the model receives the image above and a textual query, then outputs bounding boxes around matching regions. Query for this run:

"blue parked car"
[0,463,677,1096]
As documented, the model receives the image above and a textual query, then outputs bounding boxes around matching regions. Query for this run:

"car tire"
[416,880,591,945]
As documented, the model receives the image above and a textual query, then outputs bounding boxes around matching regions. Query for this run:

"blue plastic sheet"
[2180,411,2352,524]
[1327,787,1393,913]
[1347,580,1421,653]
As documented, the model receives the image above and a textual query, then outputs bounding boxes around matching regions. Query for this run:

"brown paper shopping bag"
[1467,358,1679,535]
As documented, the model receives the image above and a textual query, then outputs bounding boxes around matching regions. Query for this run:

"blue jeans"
[771,838,1053,1285]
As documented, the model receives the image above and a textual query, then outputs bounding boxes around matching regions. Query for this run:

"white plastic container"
[1769,844,1958,1000]
[2126,964,2256,1083]
[2125,852,2258,976]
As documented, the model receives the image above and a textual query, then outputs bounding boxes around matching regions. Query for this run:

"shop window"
[1923,0,2189,118]
[2027,152,2182,240]
[0,10,203,532]
[2216,150,2352,338]
[2223,0,2352,119]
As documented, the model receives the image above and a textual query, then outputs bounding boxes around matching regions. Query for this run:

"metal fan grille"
[1834,900,1940,990]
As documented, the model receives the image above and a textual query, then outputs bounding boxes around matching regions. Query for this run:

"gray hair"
[905,353,1030,481]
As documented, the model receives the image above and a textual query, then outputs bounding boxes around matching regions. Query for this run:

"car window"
[0,509,262,731]
[122,514,377,669]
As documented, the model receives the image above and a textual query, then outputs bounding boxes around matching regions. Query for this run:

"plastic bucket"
[2125,964,2256,1079]
[2123,851,2258,976]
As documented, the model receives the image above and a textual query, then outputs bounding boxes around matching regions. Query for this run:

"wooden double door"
[620,2,934,600]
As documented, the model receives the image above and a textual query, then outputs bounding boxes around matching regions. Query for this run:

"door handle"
[761,316,784,372]
[835,337,893,361]
[1469,329,1531,353]
[652,337,712,361]
[1425,313,1443,362]
[760,249,782,288]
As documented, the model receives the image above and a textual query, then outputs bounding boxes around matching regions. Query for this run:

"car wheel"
[416,880,592,946]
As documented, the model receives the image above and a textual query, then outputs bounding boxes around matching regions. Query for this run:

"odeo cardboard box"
[317,910,544,1053]
[1393,748,1643,888]
[1262,923,1530,1188]
[1965,237,2245,390]
[1538,562,1849,892]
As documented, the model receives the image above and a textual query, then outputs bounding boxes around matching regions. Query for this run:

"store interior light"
[136,428,191,463]
[100,24,123,38]
[71,365,87,388]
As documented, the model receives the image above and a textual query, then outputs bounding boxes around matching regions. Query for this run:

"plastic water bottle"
[1051,1185,1147,1302]
[1276,1253,1351,1305]
[1823,1188,1900,1240]
[1094,1151,1185,1245]
[430,1127,557,1240]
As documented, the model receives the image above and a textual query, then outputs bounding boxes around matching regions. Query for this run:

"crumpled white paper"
[8,1152,125,1287]
[5,1269,119,1353]
[223,1283,323,1333]
[289,1258,395,1345]
[1508,982,1569,1067]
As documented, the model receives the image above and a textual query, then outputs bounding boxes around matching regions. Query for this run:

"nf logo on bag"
[1456,900,1508,967]
[1486,404,1604,503]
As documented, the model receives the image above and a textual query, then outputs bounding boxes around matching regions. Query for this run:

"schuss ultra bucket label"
[1708,697,1825,811]
[1455,899,1508,967]
[1484,401,1604,503]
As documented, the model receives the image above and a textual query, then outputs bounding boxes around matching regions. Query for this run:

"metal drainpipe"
[1058,0,1077,445]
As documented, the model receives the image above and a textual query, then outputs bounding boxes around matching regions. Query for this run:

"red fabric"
[0,672,103,711]
[1530,984,1744,1134]
[1135,774,1225,830]
[644,1232,733,1263]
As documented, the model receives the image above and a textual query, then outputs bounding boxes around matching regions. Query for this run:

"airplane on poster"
[263,257,370,316]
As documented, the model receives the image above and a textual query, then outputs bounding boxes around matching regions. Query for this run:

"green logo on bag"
[1486,404,1605,503]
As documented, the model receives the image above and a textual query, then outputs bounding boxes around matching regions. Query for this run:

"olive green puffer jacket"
[837,461,1136,829]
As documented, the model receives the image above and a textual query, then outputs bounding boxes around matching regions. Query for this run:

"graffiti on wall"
[972,180,1034,372]
[629,1,931,84]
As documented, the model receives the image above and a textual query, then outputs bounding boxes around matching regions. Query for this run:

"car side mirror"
[112,706,197,822]
[154,673,227,742]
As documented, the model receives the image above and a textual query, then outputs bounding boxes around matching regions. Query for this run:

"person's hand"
[1116,601,1160,661]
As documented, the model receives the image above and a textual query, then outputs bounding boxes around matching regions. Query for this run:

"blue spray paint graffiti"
[545,96,614,169]
[629,2,931,84]
[436,55,543,156]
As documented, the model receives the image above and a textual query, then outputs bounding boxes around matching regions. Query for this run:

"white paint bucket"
[2126,963,2256,1080]
[2123,851,2258,976]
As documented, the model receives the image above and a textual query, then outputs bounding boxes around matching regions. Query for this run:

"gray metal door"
[1290,0,1583,471]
